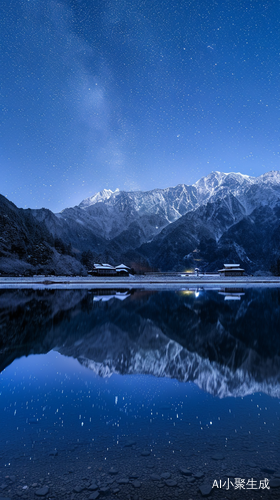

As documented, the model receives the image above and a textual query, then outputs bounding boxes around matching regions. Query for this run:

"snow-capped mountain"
[80,188,120,207]
[73,172,253,241]
[59,170,280,273]
[79,183,198,224]
[78,170,280,224]
[58,170,280,244]
[1,169,280,275]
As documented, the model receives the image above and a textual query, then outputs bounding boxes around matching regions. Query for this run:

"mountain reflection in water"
[1,288,280,500]
[1,287,280,397]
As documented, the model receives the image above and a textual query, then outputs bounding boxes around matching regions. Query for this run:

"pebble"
[247,462,257,468]
[117,478,129,485]
[150,474,161,481]
[108,468,118,475]
[179,468,192,476]
[187,478,195,483]
[131,481,141,488]
[124,440,136,447]
[35,487,49,497]
[141,450,150,456]
[112,488,120,494]
[270,479,280,488]
[0,497,12,500]
[211,454,224,461]
[73,486,84,493]
[88,484,98,491]
[165,480,177,487]
[89,493,99,500]
[161,473,171,480]
[199,484,212,497]
[225,472,235,478]
[261,468,275,474]
[129,473,139,479]
[194,473,204,480]
[49,451,58,456]
[99,487,110,493]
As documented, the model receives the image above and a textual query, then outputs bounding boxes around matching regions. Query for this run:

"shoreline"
[1,275,280,289]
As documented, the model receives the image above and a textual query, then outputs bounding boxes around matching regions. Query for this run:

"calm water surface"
[0,287,280,500]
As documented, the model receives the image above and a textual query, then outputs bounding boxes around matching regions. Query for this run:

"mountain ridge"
[78,171,255,211]
[1,170,280,275]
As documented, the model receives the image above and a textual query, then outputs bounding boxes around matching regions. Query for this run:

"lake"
[0,287,280,499]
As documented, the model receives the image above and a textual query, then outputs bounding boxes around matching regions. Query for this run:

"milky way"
[1,0,279,211]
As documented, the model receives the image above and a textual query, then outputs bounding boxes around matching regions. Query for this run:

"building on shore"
[115,264,131,275]
[89,264,116,276]
[88,263,131,276]
[218,264,245,277]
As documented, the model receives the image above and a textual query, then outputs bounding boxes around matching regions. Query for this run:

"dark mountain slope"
[31,206,109,254]
[214,204,280,271]
[138,195,247,271]
[0,195,85,276]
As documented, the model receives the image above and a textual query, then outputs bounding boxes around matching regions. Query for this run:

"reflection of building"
[93,290,131,302]
[219,288,245,300]
[88,263,131,276]
[218,264,245,277]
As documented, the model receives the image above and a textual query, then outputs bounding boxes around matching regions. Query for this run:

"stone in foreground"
[35,487,49,497]
[199,484,212,497]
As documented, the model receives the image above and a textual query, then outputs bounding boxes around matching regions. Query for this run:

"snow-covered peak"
[193,171,254,192]
[256,170,280,185]
[221,171,255,184]
[79,188,119,208]
[58,170,280,241]
[73,170,280,213]
[76,170,280,214]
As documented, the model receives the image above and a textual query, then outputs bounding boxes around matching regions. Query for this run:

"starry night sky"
[1,0,280,211]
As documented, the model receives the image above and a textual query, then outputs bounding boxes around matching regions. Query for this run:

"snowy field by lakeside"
[1,275,280,289]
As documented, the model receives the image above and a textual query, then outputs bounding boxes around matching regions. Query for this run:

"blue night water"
[0,287,279,499]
